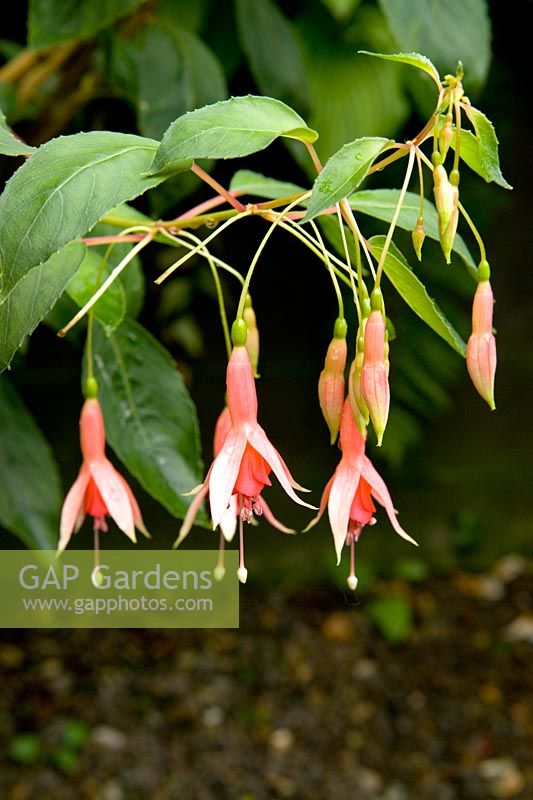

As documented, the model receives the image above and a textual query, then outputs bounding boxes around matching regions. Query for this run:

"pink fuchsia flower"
[175,326,312,582]
[361,305,390,446]
[466,263,496,410]
[58,398,148,551]
[318,317,348,444]
[305,399,417,590]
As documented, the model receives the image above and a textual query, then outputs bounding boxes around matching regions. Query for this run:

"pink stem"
[176,190,244,221]
[81,234,146,245]
[191,162,246,212]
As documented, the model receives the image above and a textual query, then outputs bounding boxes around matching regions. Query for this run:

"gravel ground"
[0,561,532,800]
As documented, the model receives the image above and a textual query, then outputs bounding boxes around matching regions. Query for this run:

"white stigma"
[214,564,226,582]
[347,574,358,591]
[237,566,248,584]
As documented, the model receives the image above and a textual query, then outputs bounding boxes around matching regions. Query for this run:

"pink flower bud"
[412,216,425,261]
[361,310,389,446]
[348,329,369,435]
[318,319,347,444]
[466,277,496,410]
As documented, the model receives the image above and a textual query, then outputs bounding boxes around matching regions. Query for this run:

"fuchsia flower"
[175,334,313,581]
[306,399,417,589]
[361,308,390,446]
[58,398,148,551]
[466,266,496,410]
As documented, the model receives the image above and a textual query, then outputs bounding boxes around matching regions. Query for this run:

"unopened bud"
[243,295,260,377]
[412,215,425,261]
[433,164,459,264]
[318,318,348,444]
[439,113,454,160]
[466,277,496,410]
[348,329,369,435]
[361,310,390,446]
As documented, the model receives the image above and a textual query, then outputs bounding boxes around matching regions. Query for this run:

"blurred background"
[0,1,532,798]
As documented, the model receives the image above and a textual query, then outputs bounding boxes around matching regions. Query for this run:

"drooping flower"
[360,307,390,446]
[318,317,347,444]
[175,325,312,582]
[58,398,149,551]
[306,399,416,589]
[466,263,496,410]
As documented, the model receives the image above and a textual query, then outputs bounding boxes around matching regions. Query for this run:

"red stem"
[175,189,243,221]
[81,234,146,245]
[191,162,246,212]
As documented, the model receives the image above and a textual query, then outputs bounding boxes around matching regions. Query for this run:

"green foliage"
[115,22,227,140]
[0,242,86,371]
[66,247,126,334]
[151,95,318,176]
[0,106,35,157]
[90,318,206,522]
[459,107,512,189]
[0,376,62,548]
[234,0,308,110]
[28,0,146,48]
[368,238,467,356]
[0,132,163,298]
[378,0,491,89]
[359,50,440,86]
[230,169,305,200]
[304,137,390,220]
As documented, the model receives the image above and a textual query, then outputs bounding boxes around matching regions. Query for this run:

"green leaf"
[349,188,475,267]
[234,0,308,109]
[462,107,512,189]
[358,50,440,86]
[378,0,491,90]
[0,131,164,299]
[0,375,62,548]
[0,106,35,157]
[66,248,126,334]
[28,0,147,48]
[0,242,86,371]
[229,169,306,200]
[369,237,467,356]
[91,318,205,521]
[151,95,318,176]
[304,136,390,221]
[120,23,227,140]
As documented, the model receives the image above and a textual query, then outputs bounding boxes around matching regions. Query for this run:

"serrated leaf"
[0,106,35,157]
[304,136,390,221]
[462,106,511,189]
[151,95,318,176]
[91,318,205,521]
[235,0,308,109]
[349,188,475,267]
[0,132,164,299]
[369,237,467,356]
[229,169,305,200]
[359,50,440,86]
[121,23,227,140]
[0,375,62,548]
[28,0,147,48]
[66,248,126,334]
[0,242,86,371]
[378,0,491,90]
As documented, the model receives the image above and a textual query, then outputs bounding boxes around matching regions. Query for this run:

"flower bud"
[466,273,496,410]
[412,215,425,261]
[243,294,260,377]
[433,164,459,264]
[318,318,348,444]
[348,331,369,436]
[439,112,454,160]
[360,310,390,446]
